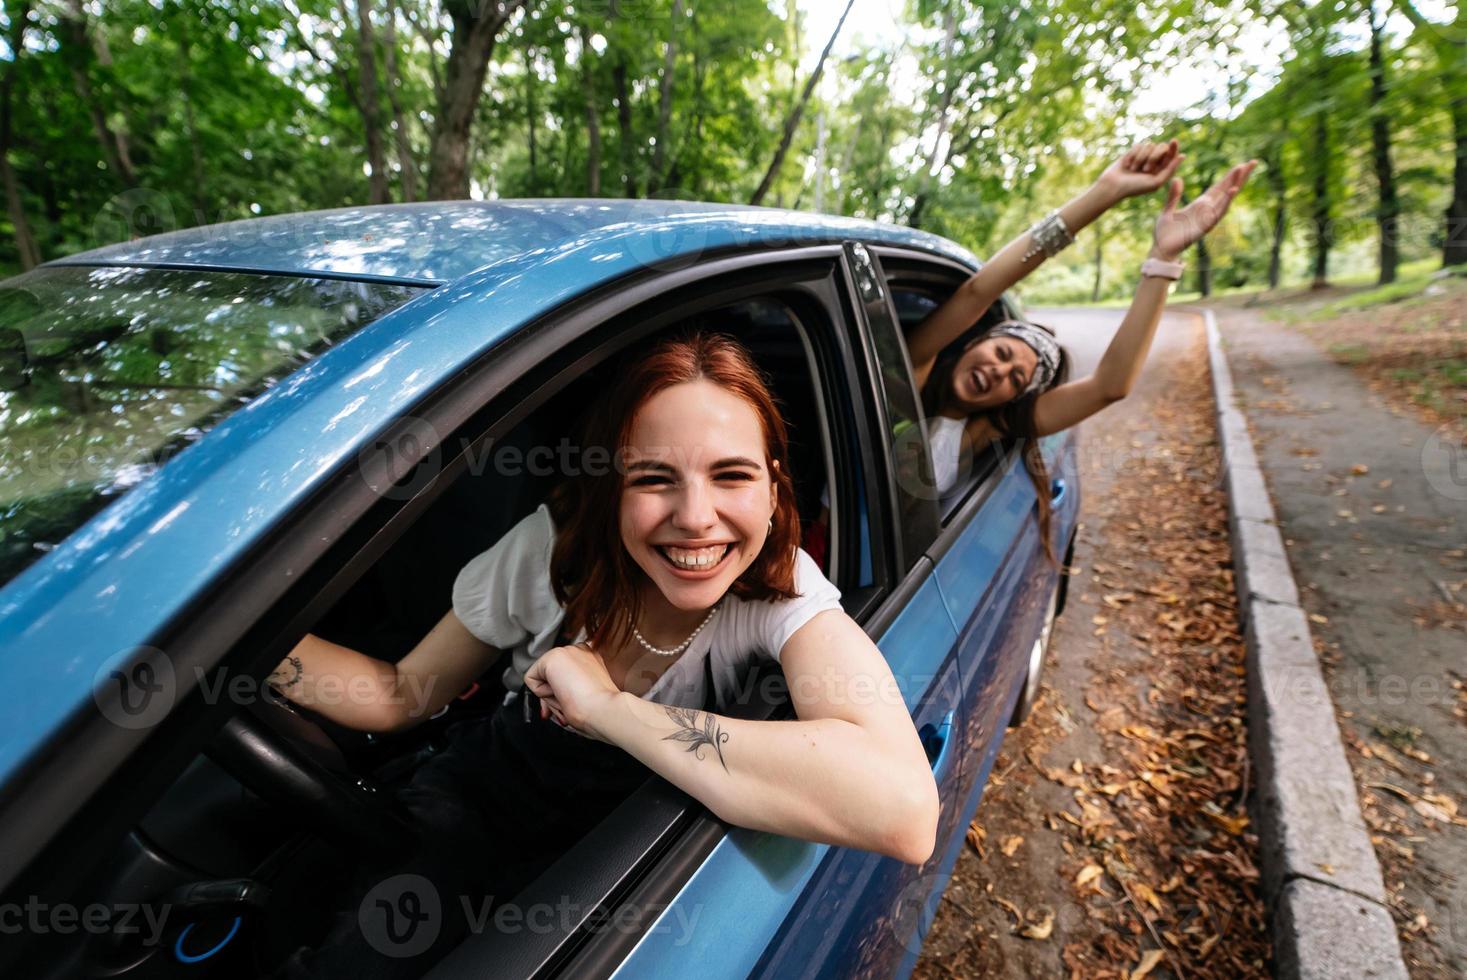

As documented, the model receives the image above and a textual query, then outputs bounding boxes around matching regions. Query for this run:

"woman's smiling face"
[949,335,1039,412]
[619,379,777,611]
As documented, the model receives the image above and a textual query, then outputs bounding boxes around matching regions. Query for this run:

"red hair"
[548,331,801,652]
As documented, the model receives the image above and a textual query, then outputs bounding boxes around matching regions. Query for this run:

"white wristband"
[1140,257,1185,281]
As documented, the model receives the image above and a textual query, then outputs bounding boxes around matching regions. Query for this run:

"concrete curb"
[1202,310,1409,980]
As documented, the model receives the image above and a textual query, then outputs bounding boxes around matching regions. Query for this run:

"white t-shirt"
[451,504,843,711]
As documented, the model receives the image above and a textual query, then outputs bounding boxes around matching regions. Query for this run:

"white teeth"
[663,544,729,569]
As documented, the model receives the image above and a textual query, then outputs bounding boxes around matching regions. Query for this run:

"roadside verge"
[1202,309,1410,980]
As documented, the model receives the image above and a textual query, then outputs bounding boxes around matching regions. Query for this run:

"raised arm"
[525,611,938,864]
[1032,158,1257,437]
[908,140,1186,387]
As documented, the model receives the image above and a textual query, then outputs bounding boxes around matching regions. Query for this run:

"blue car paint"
[0,205,975,790]
[50,200,976,287]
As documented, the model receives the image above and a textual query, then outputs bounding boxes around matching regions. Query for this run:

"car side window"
[876,253,1015,523]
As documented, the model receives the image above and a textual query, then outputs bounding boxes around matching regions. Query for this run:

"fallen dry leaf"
[1076,864,1104,887]
[1130,949,1166,979]
[1001,835,1024,857]
[1020,911,1055,941]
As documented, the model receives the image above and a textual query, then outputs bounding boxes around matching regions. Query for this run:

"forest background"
[1,0,1463,303]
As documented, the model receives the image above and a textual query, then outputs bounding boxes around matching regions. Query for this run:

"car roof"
[49,199,976,286]
[1,201,978,790]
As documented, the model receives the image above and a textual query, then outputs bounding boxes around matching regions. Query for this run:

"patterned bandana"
[987,320,1061,397]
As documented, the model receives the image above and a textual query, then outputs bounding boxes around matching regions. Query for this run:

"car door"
[873,247,1067,832]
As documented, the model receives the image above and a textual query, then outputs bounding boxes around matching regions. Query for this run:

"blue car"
[0,201,1078,978]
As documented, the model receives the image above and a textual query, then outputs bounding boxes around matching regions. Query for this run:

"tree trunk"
[1196,235,1213,297]
[525,45,537,191]
[606,0,637,198]
[1447,97,1467,267]
[1090,223,1103,302]
[1367,0,1399,283]
[749,0,855,206]
[382,0,419,202]
[58,3,137,188]
[2,0,40,269]
[427,1,524,200]
[1268,191,1287,290]
[73,0,138,183]
[349,0,390,203]
[577,27,601,196]
[648,0,683,195]
[175,16,209,220]
[1309,100,1332,288]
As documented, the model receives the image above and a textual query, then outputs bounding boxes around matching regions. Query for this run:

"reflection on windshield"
[0,266,423,587]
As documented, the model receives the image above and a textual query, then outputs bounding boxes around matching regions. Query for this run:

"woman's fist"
[522,643,623,742]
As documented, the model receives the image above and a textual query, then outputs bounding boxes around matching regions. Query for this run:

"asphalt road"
[913,306,1218,976]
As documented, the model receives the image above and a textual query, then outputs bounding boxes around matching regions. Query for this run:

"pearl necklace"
[632,602,721,657]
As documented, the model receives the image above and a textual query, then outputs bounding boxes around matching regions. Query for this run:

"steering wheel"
[205,694,416,856]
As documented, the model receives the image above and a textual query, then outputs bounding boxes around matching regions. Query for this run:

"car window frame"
[0,245,898,974]
[869,247,1023,540]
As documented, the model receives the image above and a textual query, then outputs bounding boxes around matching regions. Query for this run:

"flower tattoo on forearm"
[661,706,730,771]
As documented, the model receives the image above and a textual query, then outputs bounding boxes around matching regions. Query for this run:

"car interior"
[37,288,874,979]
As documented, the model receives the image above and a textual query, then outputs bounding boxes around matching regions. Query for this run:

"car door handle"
[1035,479,1066,513]
[920,710,956,779]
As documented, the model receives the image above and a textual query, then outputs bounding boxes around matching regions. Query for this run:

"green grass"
[1038,257,1451,312]
[1329,342,1370,364]
[1321,269,1442,315]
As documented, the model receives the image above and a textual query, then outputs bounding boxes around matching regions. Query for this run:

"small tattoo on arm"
[661,706,730,772]
[269,655,304,690]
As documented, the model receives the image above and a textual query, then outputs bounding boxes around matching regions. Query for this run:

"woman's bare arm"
[268,611,503,732]
[527,611,939,864]
[1031,159,1257,438]
[907,141,1185,389]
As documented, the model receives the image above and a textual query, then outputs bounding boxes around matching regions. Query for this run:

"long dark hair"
[548,331,802,653]
[920,319,1071,561]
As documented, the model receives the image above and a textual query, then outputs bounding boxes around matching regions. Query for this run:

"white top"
[928,414,967,502]
[451,504,843,711]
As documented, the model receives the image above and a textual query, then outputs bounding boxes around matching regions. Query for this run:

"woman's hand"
[1095,139,1185,203]
[523,643,623,742]
[1150,159,1258,261]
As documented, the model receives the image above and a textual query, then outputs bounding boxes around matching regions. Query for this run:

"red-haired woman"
[268,332,936,977]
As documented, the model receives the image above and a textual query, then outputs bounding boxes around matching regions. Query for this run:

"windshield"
[0,265,426,587]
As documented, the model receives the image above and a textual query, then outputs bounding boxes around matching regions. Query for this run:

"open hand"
[1150,159,1258,261]
[1096,140,1185,202]
[523,643,621,741]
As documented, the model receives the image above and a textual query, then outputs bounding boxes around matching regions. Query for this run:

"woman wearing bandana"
[904,140,1256,556]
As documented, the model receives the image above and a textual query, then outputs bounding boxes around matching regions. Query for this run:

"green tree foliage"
[0,0,1458,292]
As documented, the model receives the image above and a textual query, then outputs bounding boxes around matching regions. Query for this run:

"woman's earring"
[767,518,773,534]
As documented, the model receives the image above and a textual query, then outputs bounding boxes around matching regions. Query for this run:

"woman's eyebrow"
[626,459,677,474]
[711,456,764,471]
